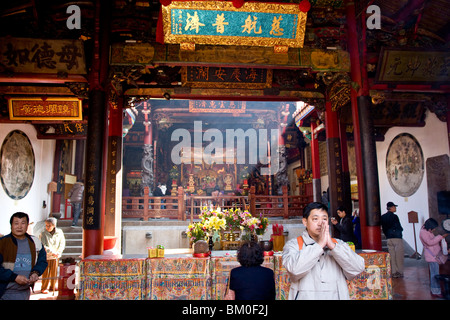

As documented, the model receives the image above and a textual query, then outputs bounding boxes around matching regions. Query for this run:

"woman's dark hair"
[303,202,328,219]
[423,218,439,231]
[10,212,29,225]
[237,241,264,267]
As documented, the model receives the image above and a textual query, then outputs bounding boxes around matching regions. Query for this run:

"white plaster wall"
[0,124,55,236]
[376,110,450,254]
[122,225,191,254]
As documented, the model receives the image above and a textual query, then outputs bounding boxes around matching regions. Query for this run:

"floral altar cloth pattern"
[78,258,146,300]
[77,252,392,300]
[146,256,211,300]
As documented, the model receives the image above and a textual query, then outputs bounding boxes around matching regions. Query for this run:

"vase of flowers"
[186,222,208,244]
[255,214,269,237]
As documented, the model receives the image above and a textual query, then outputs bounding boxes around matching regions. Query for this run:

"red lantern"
[298,0,311,12]
[232,0,245,9]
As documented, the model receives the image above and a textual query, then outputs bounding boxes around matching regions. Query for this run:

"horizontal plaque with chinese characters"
[0,37,86,74]
[376,48,450,83]
[8,97,83,120]
[182,66,272,88]
[189,100,246,113]
[162,1,307,48]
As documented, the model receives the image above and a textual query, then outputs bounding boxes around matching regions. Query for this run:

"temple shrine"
[0,0,449,301]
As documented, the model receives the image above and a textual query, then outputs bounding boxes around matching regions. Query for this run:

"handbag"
[442,238,448,256]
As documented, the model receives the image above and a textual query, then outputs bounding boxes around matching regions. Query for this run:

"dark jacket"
[0,233,48,298]
[333,215,355,243]
[229,266,276,300]
[381,211,403,239]
[153,186,163,196]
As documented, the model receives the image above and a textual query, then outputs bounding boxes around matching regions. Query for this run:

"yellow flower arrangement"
[186,222,208,243]
[203,215,226,232]
[188,206,265,243]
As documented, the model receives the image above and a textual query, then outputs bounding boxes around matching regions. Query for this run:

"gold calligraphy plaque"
[8,97,82,121]
[162,1,307,48]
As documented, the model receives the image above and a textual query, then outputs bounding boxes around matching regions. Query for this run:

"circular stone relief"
[0,130,35,199]
[386,133,424,197]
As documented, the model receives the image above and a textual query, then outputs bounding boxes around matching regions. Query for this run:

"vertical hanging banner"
[161,1,307,48]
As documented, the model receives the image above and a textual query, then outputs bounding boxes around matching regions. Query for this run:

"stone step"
[66,238,82,246]
[64,232,82,240]
[63,245,83,254]
[57,220,83,261]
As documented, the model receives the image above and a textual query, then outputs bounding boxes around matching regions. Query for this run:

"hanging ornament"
[232,0,245,9]
[298,0,311,12]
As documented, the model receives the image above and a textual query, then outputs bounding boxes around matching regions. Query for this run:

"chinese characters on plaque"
[182,66,272,89]
[0,38,86,74]
[162,1,307,48]
[189,100,246,113]
[8,97,83,121]
[376,48,450,83]
[106,137,121,218]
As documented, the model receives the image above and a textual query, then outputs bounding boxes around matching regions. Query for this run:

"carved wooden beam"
[111,43,350,72]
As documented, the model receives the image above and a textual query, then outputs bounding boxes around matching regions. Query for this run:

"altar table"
[77,251,392,300]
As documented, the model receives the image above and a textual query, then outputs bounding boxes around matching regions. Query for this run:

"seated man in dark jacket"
[0,212,48,300]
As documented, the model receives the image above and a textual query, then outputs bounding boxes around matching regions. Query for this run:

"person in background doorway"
[419,218,449,298]
[225,241,275,300]
[68,181,84,227]
[0,212,48,300]
[39,217,66,294]
[153,182,163,196]
[381,201,404,278]
[331,206,356,243]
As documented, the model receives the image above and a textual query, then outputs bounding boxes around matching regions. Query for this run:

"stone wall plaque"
[0,130,35,199]
[386,133,424,197]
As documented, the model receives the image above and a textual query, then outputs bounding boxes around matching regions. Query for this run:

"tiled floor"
[30,256,448,300]
[391,257,445,300]
[30,280,59,300]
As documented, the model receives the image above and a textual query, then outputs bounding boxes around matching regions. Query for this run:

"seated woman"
[225,241,276,300]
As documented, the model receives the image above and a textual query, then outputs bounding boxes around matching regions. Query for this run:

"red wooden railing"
[122,185,313,221]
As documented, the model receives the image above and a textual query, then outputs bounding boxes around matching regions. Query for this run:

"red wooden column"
[82,0,111,258]
[143,101,153,145]
[325,99,344,219]
[345,0,382,250]
[104,92,123,243]
[310,118,321,202]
